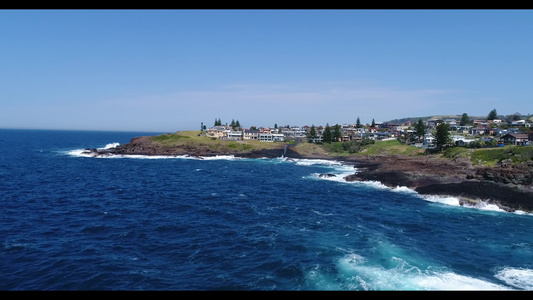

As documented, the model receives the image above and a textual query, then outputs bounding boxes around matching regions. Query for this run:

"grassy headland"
[148,130,533,166]
[150,130,285,153]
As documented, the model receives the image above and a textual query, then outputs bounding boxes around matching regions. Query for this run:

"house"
[225,131,242,141]
[457,125,473,134]
[510,120,527,127]
[243,129,259,140]
[360,132,390,141]
[469,126,490,136]
[422,133,436,149]
[206,126,228,139]
[499,133,529,146]
[349,134,362,142]
[493,128,509,136]
[426,119,443,128]
[452,135,476,146]
[258,133,285,142]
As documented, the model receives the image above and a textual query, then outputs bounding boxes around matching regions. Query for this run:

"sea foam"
[334,253,512,290]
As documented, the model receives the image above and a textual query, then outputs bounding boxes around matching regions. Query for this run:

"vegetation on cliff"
[147,130,533,168]
[149,130,285,153]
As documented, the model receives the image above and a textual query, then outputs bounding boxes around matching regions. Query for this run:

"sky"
[1,9,533,133]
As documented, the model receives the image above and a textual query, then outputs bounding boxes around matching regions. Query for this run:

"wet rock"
[319,173,336,178]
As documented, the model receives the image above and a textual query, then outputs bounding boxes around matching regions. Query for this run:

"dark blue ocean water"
[1,129,532,291]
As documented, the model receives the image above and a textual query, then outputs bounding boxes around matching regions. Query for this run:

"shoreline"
[84,139,533,213]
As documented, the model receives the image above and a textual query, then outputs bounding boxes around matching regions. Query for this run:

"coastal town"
[202,112,533,150]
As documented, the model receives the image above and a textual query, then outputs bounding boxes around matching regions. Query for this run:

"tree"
[371,119,375,127]
[356,116,361,128]
[235,120,241,129]
[322,123,333,143]
[333,124,342,142]
[488,109,498,120]
[435,122,451,151]
[460,113,470,126]
[415,119,426,141]
[308,125,317,141]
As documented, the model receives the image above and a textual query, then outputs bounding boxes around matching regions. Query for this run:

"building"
[243,129,259,141]
[499,133,529,146]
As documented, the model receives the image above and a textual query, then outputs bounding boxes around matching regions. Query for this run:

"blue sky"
[1,9,532,132]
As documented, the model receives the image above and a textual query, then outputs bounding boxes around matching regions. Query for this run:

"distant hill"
[384,115,464,124]
[385,114,533,124]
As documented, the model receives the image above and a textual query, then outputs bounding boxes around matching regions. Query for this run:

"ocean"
[1,128,532,291]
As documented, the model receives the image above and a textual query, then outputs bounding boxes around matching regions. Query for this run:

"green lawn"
[470,145,533,166]
[150,132,533,166]
[150,130,285,151]
[354,139,425,156]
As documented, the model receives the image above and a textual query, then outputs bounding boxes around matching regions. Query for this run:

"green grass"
[151,132,191,144]
[150,130,285,151]
[150,132,533,166]
[293,139,424,157]
[292,142,331,157]
[470,145,533,166]
[356,139,425,156]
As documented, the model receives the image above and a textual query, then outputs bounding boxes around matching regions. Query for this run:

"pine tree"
[323,124,333,143]
[333,124,342,142]
[308,125,317,141]
[356,116,361,128]
[460,113,470,126]
[435,122,451,151]
[488,109,498,120]
[415,119,426,141]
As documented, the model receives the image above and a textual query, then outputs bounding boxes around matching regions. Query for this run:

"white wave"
[291,158,345,167]
[99,154,242,160]
[66,149,90,157]
[65,142,121,158]
[334,254,512,290]
[494,267,533,290]
[420,195,511,213]
[199,155,240,160]
[392,185,418,194]
[101,142,120,150]
[513,210,533,216]
[421,195,462,207]
[471,201,506,212]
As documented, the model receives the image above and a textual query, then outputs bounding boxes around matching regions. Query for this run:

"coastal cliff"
[341,155,533,213]
[85,134,533,213]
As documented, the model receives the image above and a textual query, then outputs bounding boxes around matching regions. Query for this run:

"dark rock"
[319,173,336,178]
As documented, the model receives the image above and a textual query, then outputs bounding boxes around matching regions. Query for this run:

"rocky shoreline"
[84,136,533,213]
[340,155,533,213]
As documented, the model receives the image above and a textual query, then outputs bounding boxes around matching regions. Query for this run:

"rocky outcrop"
[343,155,533,212]
[83,136,303,159]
